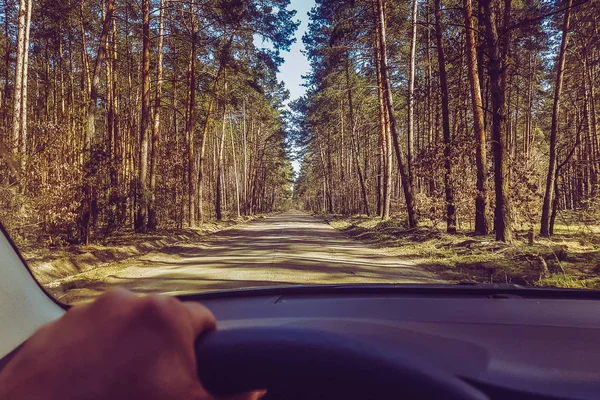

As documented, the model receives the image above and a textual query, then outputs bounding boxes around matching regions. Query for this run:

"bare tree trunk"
[79,0,115,244]
[242,99,248,215]
[549,180,559,235]
[197,73,218,222]
[317,138,333,213]
[106,15,121,230]
[540,0,573,237]
[463,0,488,235]
[216,101,227,220]
[346,56,370,216]
[375,0,417,227]
[12,0,26,152]
[481,0,512,242]
[229,114,241,218]
[434,0,456,233]
[426,0,435,194]
[58,34,65,119]
[105,18,114,228]
[407,0,418,184]
[584,49,598,195]
[186,7,197,227]
[79,2,91,98]
[18,0,31,171]
[197,34,232,222]
[524,54,533,157]
[148,0,165,231]
[2,0,10,130]
[374,16,391,220]
[374,25,388,218]
[135,0,151,233]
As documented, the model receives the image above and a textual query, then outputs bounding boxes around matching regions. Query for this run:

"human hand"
[0,289,265,400]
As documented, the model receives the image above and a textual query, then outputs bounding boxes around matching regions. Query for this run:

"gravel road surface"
[60,211,442,303]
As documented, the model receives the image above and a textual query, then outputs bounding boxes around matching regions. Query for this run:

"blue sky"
[280,0,315,174]
[280,0,314,103]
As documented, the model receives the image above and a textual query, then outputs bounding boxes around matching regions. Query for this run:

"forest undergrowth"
[322,213,600,289]
[21,214,269,290]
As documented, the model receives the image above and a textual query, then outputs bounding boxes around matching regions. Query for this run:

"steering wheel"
[196,327,489,400]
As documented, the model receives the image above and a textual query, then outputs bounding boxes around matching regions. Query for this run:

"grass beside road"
[322,214,600,289]
[22,214,270,297]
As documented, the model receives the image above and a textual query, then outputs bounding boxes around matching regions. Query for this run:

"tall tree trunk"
[12,0,26,153]
[106,15,121,229]
[79,2,91,98]
[197,34,232,222]
[434,0,456,233]
[229,110,241,218]
[79,0,115,244]
[148,0,165,231]
[463,0,488,235]
[476,0,488,133]
[18,0,31,172]
[426,0,435,194]
[186,7,197,227]
[346,56,370,216]
[524,54,533,157]
[242,99,248,215]
[582,56,595,199]
[540,0,573,237]
[407,0,418,184]
[58,34,65,119]
[481,0,512,242]
[317,138,333,213]
[216,101,227,220]
[135,0,151,233]
[375,0,417,227]
[374,1,391,219]
[2,0,10,130]
[584,49,598,195]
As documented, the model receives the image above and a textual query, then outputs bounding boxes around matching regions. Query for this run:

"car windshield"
[0,0,599,305]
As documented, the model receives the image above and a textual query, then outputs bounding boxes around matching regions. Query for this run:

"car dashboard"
[182,286,600,400]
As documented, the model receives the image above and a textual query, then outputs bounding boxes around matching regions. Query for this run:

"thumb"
[182,301,217,336]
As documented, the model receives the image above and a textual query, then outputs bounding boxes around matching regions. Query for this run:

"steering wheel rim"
[195,327,489,400]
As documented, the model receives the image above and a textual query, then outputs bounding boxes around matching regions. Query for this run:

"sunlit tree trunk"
[481,0,512,242]
[374,1,390,219]
[242,99,248,215]
[197,34,232,222]
[584,49,598,195]
[2,0,10,129]
[540,0,573,237]
[79,0,114,244]
[346,56,370,216]
[186,5,197,228]
[135,0,151,233]
[106,15,121,229]
[17,0,31,172]
[12,0,26,153]
[79,2,91,98]
[216,100,227,220]
[230,121,241,218]
[463,0,488,235]
[407,0,418,184]
[148,0,165,231]
[434,0,456,233]
[375,0,417,227]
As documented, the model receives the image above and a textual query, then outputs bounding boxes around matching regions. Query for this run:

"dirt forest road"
[61,211,443,303]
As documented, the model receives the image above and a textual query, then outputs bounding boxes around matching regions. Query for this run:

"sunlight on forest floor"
[43,211,442,304]
[323,214,600,290]
[19,210,600,304]
[24,214,269,293]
